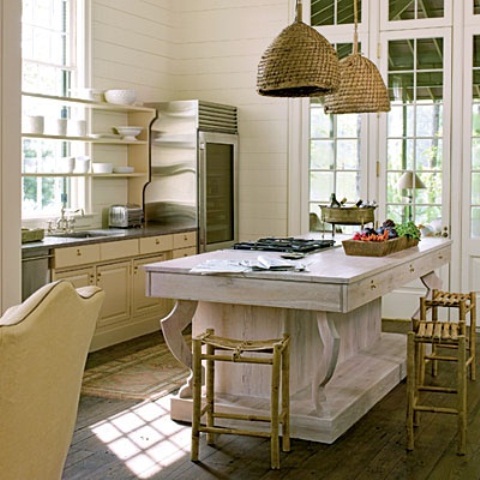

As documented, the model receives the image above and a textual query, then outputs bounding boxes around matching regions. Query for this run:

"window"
[21,0,85,219]
[308,0,450,233]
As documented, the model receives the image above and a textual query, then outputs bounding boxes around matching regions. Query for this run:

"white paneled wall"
[91,0,293,239]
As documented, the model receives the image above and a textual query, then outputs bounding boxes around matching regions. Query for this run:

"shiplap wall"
[91,0,293,239]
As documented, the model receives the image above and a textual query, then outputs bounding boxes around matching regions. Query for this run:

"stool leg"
[469,292,476,381]
[281,337,290,453]
[406,332,416,451]
[191,338,202,462]
[457,336,467,456]
[206,342,215,445]
[431,304,439,377]
[270,344,281,469]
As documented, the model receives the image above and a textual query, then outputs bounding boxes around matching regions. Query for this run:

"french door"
[378,27,453,318]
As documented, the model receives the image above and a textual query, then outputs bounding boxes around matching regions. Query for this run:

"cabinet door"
[132,254,169,318]
[52,267,95,288]
[96,261,131,327]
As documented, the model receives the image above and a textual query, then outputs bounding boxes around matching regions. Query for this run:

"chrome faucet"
[55,207,85,233]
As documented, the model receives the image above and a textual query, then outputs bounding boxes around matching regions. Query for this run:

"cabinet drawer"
[172,246,197,259]
[173,231,197,249]
[140,235,173,254]
[100,239,139,261]
[53,244,101,269]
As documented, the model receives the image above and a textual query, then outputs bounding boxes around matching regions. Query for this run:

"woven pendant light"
[323,0,391,114]
[257,0,339,97]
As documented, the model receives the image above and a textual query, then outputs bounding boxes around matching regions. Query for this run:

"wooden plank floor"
[63,336,480,480]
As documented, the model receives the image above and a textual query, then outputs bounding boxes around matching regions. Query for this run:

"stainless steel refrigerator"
[144,100,238,252]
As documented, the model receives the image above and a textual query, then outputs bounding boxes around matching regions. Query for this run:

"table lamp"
[397,171,426,222]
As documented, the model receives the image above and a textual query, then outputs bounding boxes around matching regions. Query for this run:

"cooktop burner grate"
[233,237,335,253]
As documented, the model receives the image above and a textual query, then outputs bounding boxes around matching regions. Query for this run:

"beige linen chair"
[0,280,104,480]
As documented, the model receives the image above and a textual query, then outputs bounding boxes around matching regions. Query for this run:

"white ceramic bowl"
[92,162,114,174]
[104,89,137,105]
[114,126,143,140]
[113,166,135,174]
[74,156,91,173]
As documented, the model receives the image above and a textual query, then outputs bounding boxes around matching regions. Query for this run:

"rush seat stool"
[191,329,290,469]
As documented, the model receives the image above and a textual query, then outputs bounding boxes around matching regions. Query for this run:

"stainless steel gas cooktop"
[233,237,335,253]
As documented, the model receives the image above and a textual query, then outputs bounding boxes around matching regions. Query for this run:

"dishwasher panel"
[22,248,52,301]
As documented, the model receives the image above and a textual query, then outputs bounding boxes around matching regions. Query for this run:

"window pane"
[389,0,444,21]
[310,172,334,202]
[311,0,361,26]
[311,108,333,138]
[472,207,480,238]
[472,138,480,170]
[388,105,415,136]
[336,171,360,200]
[473,173,480,205]
[337,140,359,169]
[475,1,480,16]
[416,104,443,137]
[416,139,442,170]
[311,140,334,169]
[389,40,414,71]
[387,138,415,171]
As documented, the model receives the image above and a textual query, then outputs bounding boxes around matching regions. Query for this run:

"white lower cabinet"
[96,261,132,327]
[51,232,197,350]
[132,254,170,318]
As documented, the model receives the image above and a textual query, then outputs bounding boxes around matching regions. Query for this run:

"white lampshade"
[397,171,426,190]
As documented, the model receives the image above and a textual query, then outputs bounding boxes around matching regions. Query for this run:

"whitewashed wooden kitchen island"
[145,237,451,443]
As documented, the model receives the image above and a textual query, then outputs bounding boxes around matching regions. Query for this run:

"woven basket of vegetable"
[342,236,419,257]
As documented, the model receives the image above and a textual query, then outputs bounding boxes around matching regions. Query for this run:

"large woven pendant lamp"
[323,0,391,114]
[257,0,339,97]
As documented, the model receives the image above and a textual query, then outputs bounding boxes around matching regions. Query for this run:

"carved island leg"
[161,299,198,398]
[312,312,340,411]
[411,271,443,321]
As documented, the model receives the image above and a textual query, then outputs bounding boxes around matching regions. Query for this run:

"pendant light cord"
[353,0,359,55]
[295,0,302,23]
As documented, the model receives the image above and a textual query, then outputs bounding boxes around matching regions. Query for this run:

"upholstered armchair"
[0,281,104,480]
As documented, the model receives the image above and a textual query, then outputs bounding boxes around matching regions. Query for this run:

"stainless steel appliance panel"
[145,100,238,252]
[22,247,52,301]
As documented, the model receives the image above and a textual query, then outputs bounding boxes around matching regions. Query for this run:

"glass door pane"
[471,35,480,237]
[385,36,445,227]
[205,143,235,245]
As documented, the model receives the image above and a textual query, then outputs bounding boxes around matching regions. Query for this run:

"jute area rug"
[81,332,190,401]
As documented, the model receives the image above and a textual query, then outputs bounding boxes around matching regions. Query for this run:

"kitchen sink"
[50,230,123,239]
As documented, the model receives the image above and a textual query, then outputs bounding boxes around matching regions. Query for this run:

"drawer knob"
[76,249,82,256]
[409,264,415,272]
[155,239,160,245]
[370,280,377,290]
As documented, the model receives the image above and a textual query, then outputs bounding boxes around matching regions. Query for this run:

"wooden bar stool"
[191,328,290,469]
[418,290,476,380]
[407,321,468,455]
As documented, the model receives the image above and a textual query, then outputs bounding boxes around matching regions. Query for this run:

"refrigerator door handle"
[198,143,207,253]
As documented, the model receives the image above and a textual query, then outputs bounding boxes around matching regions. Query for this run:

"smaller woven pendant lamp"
[257,0,339,97]
[323,0,391,114]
